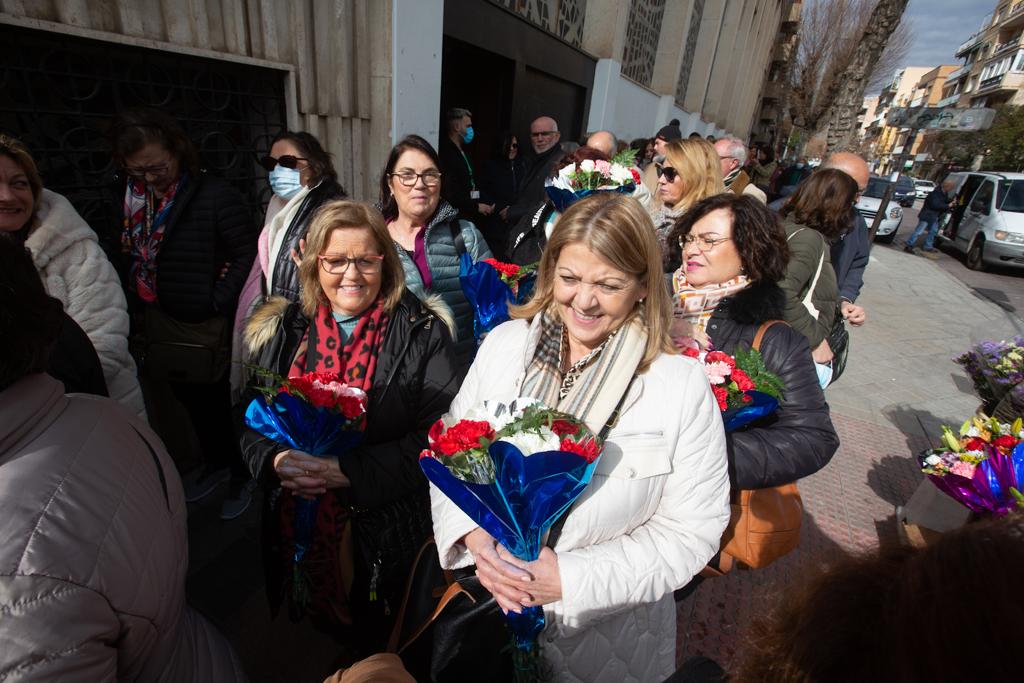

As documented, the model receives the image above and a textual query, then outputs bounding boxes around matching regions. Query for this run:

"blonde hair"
[0,134,43,238]
[511,193,676,373]
[663,138,726,211]
[297,201,405,318]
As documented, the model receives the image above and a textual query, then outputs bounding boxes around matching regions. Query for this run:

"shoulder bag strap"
[546,381,632,549]
[449,220,468,259]
[752,320,786,352]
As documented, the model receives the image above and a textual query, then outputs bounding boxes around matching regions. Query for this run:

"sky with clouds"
[901,0,995,69]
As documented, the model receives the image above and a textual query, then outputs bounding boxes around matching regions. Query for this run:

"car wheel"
[966,237,986,271]
[875,229,897,244]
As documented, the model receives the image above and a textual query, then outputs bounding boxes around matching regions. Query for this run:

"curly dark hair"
[734,515,1024,682]
[270,130,343,191]
[667,193,789,283]
[110,108,199,176]
[779,168,858,241]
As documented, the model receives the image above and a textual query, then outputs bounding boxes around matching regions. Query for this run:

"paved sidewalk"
[675,245,1023,672]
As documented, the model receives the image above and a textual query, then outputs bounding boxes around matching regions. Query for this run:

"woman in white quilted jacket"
[431,193,731,682]
[0,134,146,418]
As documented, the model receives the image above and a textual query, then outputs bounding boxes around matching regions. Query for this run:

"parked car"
[893,175,917,206]
[938,171,1024,271]
[857,176,904,243]
[914,179,936,200]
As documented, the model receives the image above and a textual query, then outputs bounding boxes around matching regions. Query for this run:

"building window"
[675,0,705,104]
[489,0,587,48]
[621,0,666,87]
[557,0,586,47]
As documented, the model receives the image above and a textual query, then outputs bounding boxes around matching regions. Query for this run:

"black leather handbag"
[827,316,850,385]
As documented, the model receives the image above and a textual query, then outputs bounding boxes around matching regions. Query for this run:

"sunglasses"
[510,142,519,149]
[259,154,309,172]
[655,164,679,183]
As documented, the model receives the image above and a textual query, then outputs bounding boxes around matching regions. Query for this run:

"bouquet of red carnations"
[459,256,537,340]
[679,343,785,431]
[919,415,1024,516]
[244,369,368,607]
[419,398,604,682]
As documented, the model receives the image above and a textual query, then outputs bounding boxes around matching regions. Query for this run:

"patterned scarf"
[672,269,750,338]
[121,174,186,303]
[282,297,389,624]
[520,311,646,435]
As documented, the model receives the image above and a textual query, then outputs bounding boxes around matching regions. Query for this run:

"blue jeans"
[905,216,939,250]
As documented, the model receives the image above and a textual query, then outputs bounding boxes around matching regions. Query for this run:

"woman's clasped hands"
[463,527,562,614]
[273,449,350,499]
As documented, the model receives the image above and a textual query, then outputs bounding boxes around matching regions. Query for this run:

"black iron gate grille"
[0,25,287,251]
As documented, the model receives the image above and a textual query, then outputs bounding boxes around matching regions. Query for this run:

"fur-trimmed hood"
[244,290,455,356]
[717,280,786,326]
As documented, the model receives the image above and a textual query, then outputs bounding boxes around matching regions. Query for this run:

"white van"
[939,171,1024,271]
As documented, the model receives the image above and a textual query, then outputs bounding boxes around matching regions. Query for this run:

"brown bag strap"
[752,320,785,352]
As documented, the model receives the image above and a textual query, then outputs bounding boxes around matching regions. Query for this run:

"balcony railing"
[936,94,961,108]
[1001,3,1024,28]
[976,70,1024,94]
[957,28,987,57]
[944,64,972,82]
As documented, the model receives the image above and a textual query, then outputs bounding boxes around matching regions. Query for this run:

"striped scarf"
[672,270,750,336]
[520,311,646,435]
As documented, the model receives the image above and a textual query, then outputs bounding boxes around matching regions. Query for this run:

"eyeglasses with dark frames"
[259,154,309,172]
[389,171,442,187]
[124,162,172,179]
[679,234,732,252]
[318,254,385,275]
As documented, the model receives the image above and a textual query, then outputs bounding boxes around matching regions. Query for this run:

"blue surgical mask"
[814,362,833,389]
[269,165,302,199]
[462,126,475,144]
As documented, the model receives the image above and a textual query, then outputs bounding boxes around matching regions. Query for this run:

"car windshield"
[863,177,890,199]
[915,181,933,188]
[896,178,914,191]
[998,179,1024,213]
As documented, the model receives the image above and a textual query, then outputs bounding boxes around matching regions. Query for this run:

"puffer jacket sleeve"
[57,239,146,418]
[210,183,257,316]
[779,227,831,347]
[337,319,462,509]
[0,575,119,681]
[729,325,839,489]
[460,219,492,262]
[548,364,731,637]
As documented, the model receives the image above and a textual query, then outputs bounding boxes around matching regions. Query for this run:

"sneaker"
[181,466,231,503]
[922,249,940,260]
[903,244,916,254]
[220,479,258,520]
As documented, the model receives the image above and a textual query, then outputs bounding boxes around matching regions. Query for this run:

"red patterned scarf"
[121,175,186,303]
[281,298,389,624]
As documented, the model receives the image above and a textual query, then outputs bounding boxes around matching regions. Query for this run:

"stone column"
[390,0,444,147]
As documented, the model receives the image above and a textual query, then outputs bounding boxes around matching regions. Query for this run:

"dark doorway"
[0,24,287,253]
[440,37,516,174]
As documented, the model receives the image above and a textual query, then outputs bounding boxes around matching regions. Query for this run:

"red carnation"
[435,420,495,456]
[339,394,365,419]
[963,437,988,452]
[550,419,579,437]
[630,168,641,184]
[428,418,446,447]
[712,385,729,411]
[682,347,700,359]
[731,368,755,392]
[742,394,752,403]
[992,435,1019,454]
[705,351,736,369]
[483,258,521,279]
[560,436,601,463]
[419,449,433,460]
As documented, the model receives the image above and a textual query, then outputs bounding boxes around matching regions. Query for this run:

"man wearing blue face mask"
[439,107,494,226]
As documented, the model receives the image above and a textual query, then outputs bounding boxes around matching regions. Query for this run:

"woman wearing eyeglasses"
[379,135,491,368]
[667,194,837,513]
[650,138,726,272]
[112,108,255,505]
[241,200,459,648]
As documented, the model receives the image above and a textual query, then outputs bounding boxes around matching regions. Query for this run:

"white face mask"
[269,165,302,199]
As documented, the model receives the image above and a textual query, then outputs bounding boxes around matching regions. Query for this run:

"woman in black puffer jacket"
[239,201,459,652]
[667,193,838,491]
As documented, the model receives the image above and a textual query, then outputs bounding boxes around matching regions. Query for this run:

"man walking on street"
[439,107,494,222]
[507,115,562,226]
[715,137,767,203]
[904,178,955,259]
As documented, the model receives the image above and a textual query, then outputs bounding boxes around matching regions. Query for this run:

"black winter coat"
[507,145,563,227]
[705,281,839,489]
[269,179,347,302]
[507,200,555,266]
[918,187,952,222]
[120,172,257,323]
[439,136,481,222]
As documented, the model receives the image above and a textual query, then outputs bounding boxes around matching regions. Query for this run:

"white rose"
[609,164,633,184]
[579,159,596,173]
[498,426,561,456]
[925,454,942,466]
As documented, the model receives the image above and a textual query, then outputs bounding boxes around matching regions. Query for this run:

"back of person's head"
[662,138,726,211]
[0,237,64,391]
[735,515,1024,682]
[0,134,43,241]
[271,130,342,188]
[759,145,776,163]
[110,108,199,176]
[377,134,442,221]
[667,193,788,284]
[780,168,857,240]
[512,192,674,373]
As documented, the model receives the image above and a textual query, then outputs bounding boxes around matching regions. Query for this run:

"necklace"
[557,325,618,400]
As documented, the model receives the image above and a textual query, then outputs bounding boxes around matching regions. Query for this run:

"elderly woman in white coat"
[0,134,145,417]
[430,193,731,683]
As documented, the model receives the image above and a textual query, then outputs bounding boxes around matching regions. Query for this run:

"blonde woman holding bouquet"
[431,193,731,682]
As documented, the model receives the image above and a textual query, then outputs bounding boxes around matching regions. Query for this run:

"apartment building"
[941,1,1024,108]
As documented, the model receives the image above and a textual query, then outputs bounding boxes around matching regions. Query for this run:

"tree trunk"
[824,0,910,152]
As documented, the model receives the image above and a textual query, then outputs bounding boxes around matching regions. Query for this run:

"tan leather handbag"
[708,320,804,574]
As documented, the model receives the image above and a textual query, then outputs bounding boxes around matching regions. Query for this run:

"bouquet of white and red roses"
[919,415,1024,516]
[419,398,604,681]
[244,369,368,606]
[544,148,640,212]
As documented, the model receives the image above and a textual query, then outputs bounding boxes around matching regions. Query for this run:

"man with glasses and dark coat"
[506,115,563,226]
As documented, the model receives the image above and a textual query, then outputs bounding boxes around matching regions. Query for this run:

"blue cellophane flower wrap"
[722,390,780,432]
[244,392,363,568]
[921,442,1024,516]
[420,441,600,655]
[544,183,635,213]
[458,253,536,340]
